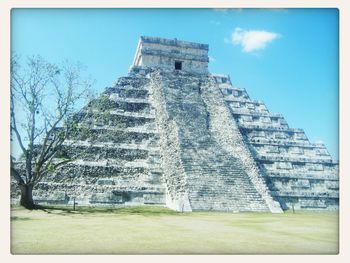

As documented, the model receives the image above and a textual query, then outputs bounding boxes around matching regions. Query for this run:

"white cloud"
[231,27,280,53]
[209,56,216,62]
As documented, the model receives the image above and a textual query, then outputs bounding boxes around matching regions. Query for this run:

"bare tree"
[10,55,94,209]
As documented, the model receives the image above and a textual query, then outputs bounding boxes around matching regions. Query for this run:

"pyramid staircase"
[149,69,281,212]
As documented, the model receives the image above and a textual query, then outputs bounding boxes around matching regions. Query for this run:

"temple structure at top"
[132,36,209,74]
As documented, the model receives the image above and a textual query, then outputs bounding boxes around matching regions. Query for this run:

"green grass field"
[11,205,338,254]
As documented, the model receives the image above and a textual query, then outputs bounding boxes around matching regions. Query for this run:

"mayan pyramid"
[14,36,339,212]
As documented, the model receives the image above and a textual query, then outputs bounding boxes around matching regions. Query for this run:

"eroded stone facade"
[133,36,209,75]
[11,36,338,211]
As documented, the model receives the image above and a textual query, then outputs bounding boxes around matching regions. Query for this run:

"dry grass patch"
[11,205,338,254]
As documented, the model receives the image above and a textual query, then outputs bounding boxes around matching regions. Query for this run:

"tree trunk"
[19,184,35,209]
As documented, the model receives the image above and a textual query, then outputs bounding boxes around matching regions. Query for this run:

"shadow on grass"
[34,205,184,217]
[11,216,32,221]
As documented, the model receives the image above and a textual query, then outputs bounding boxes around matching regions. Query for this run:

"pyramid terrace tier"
[273,196,338,210]
[224,97,266,106]
[45,179,165,192]
[42,157,163,181]
[238,122,304,132]
[84,94,152,113]
[113,76,150,89]
[231,110,284,119]
[250,138,329,149]
[270,189,339,199]
[239,125,311,144]
[40,161,163,188]
[243,130,313,146]
[63,140,161,151]
[26,160,162,180]
[68,127,159,144]
[77,110,156,128]
[255,154,334,163]
[219,86,251,100]
[104,86,150,99]
[266,171,338,180]
[230,110,288,125]
[32,182,166,206]
[269,187,338,210]
[261,160,338,173]
[239,126,310,144]
[56,142,161,162]
[236,115,290,129]
[267,172,339,189]
[227,100,270,115]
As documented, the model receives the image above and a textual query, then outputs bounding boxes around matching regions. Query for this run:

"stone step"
[70,127,159,144]
[77,113,156,131]
[57,144,161,162]
[104,85,150,94]
[111,97,150,104]
[239,123,304,133]
[108,110,155,119]
[52,161,163,177]
[231,110,284,119]
[87,98,152,112]
[63,140,160,152]
[114,76,149,89]
[271,190,338,199]
[256,154,333,164]
[82,109,156,122]
[107,88,149,99]
[266,171,338,180]
[249,138,326,149]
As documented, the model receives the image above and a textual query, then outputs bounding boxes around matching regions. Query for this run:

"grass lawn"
[11,205,338,254]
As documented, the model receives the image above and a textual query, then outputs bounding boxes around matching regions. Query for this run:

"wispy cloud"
[230,27,280,53]
[313,137,325,145]
[212,8,242,14]
[213,8,287,14]
[209,56,216,62]
[210,20,221,26]
[265,8,289,13]
[212,8,230,13]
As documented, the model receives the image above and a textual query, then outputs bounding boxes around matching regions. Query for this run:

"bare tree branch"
[10,54,94,209]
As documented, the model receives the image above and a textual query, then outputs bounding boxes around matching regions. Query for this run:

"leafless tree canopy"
[10,55,94,208]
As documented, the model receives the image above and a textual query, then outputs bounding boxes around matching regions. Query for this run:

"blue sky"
[11,8,339,159]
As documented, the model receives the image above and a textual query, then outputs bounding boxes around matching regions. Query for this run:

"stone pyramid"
[21,36,338,212]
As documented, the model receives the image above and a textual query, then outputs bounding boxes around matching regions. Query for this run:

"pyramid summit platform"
[12,36,339,212]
